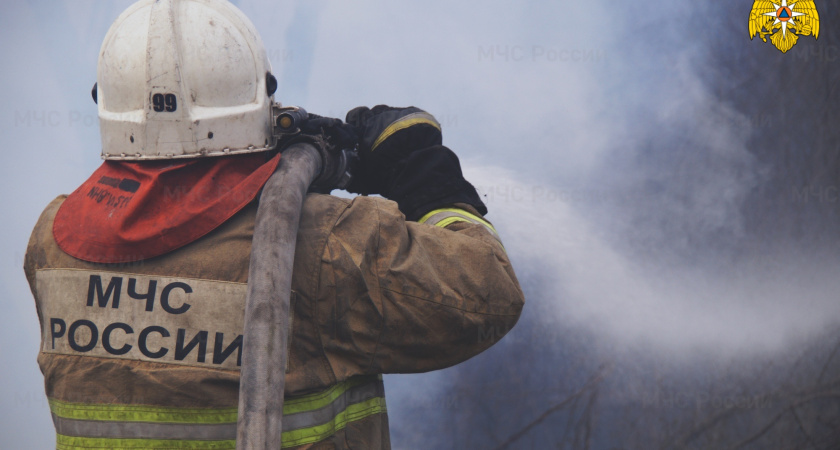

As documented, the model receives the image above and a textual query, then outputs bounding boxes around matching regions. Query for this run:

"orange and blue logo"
[749,1,820,52]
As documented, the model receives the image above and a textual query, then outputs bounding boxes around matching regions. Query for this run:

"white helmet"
[95,0,277,160]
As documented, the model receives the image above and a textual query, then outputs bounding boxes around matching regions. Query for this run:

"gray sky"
[2,1,838,448]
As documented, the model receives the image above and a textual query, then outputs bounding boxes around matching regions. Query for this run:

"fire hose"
[236,107,355,449]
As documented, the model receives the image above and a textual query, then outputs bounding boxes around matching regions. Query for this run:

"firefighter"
[24,0,524,448]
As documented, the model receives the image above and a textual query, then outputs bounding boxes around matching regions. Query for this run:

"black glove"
[300,113,358,151]
[345,105,441,195]
[277,113,358,194]
[345,105,486,220]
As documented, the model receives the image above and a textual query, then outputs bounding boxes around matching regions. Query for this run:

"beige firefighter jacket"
[25,193,524,449]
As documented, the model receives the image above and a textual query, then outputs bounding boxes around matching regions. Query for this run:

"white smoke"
[466,163,840,357]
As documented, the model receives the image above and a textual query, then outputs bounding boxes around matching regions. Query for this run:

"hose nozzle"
[273,106,308,135]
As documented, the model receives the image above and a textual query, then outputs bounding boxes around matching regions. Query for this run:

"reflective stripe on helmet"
[370,112,441,152]
[50,375,385,449]
[419,207,502,244]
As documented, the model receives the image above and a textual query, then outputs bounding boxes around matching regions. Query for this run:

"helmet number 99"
[152,93,177,112]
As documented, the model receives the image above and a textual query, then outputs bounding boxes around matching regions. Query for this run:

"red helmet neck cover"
[53,152,281,263]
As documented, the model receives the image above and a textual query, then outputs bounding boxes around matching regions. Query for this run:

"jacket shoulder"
[24,196,67,286]
[300,194,402,233]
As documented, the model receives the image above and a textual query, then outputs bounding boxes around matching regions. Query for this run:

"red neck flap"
[54,153,281,263]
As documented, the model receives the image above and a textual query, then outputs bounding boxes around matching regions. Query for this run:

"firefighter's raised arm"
[295,106,525,377]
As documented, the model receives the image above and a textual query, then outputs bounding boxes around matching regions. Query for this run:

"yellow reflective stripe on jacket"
[49,399,238,424]
[283,373,375,415]
[371,112,441,152]
[419,207,502,244]
[57,435,235,450]
[282,397,387,447]
[50,375,385,449]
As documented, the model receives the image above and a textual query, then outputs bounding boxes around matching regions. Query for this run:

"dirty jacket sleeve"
[302,194,524,381]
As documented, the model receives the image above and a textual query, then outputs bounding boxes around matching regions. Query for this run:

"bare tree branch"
[730,391,840,450]
[729,408,790,449]
[817,336,840,385]
[492,365,611,450]
[790,406,818,449]
[583,388,598,450]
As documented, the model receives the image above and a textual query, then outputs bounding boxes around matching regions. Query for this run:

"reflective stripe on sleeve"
[419,207,503,244]
[370,112,441,152]
[50,374,386,449]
